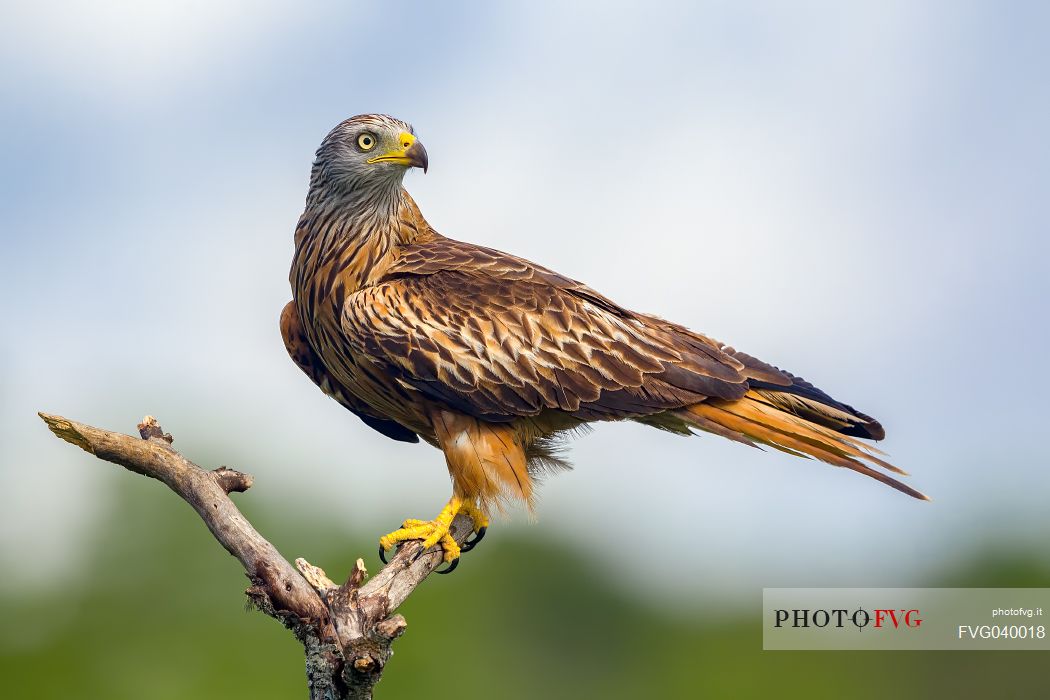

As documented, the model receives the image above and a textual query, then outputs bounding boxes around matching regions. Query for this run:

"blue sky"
[2,1,1048,603]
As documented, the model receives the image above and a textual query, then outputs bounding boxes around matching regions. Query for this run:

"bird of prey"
[282,114,927,571]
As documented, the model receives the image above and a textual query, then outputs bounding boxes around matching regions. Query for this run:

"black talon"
[460,526,487,553]
[381,522,474,571]
[379,523,406,565]
[436,557,460,574]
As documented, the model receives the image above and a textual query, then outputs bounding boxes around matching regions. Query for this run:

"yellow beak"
[367,131,429,172]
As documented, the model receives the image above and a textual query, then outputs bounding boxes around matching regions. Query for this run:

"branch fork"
[39,412,474,700]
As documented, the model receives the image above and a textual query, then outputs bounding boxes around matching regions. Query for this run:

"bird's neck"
[290,183,431,323]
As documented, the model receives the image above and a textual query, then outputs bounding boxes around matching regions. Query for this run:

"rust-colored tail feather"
[683,391,929,500]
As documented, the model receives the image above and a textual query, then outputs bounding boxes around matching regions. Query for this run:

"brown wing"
[355,237,911,497]
[280,301,419,442]
[390,240,794,384]
[341,241,757,422]
[391,238,885,437]
[352,237,883,432]
[390,238,794,384]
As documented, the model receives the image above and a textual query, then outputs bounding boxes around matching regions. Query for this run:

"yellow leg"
[379,495,489,563]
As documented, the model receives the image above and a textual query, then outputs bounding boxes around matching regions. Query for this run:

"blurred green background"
[2,470,1047,699]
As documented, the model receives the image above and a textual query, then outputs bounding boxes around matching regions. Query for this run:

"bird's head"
[310,114,428,196]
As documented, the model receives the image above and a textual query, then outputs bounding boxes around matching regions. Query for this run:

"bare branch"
[38,412,477,700]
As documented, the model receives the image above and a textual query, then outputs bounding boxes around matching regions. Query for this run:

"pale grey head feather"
[309,114,417,204]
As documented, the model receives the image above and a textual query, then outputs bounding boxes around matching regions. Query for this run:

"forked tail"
[683,389,929,500]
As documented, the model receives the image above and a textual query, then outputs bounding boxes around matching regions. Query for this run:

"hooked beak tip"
[406,141,428,173]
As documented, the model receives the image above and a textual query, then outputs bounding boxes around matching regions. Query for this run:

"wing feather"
[280,301,419,443]
[341,261,750,421]
[342,236,885,449]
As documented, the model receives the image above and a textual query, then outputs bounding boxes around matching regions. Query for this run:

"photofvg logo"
[762,588,1050,651]
[774,607,922,631]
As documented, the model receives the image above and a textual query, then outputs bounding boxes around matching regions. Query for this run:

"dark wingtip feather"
[751,374,887,442]
[840,420,885,441]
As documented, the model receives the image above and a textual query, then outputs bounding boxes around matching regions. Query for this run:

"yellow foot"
[378,496,489,568]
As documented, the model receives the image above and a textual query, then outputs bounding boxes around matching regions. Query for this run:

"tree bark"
[39,412,476,700]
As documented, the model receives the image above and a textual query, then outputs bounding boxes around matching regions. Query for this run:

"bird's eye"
[357,133,377,151]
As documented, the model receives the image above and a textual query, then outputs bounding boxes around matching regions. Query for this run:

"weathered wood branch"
[38,412,476,700]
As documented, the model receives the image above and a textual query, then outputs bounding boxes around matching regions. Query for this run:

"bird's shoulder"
[384,235,630,316]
